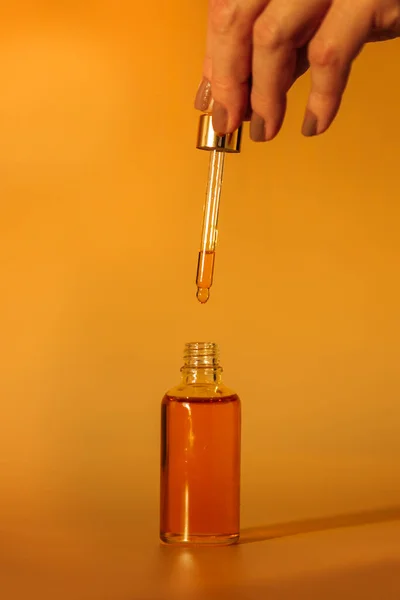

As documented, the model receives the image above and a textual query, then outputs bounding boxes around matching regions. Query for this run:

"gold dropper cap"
[196,114,242,153]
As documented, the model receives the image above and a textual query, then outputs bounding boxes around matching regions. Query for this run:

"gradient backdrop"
[0,2,399,596]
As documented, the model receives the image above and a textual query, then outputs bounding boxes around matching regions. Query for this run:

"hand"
[194,0,400,140]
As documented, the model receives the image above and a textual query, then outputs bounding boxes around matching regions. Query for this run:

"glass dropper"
[195,114,242,304]
[196,149,225,303]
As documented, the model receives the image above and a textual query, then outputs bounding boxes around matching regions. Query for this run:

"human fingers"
[250,0,330,141]
[208,0,267,134]
[194,0,311,127]
[301,0,373,136]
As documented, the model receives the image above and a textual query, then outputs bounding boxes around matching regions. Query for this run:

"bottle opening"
[183,342,220,368]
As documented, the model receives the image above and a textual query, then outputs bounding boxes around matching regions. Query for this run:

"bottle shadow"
[239,505,400,544]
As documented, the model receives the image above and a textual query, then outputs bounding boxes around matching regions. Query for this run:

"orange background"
[0,3,399,598]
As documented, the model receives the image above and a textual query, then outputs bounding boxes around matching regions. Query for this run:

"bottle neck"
[180,342,223,385]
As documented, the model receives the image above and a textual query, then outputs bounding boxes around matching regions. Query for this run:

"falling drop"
[196,288,210,304]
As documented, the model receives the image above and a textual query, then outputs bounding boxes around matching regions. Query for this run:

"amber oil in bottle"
[160,342,241,546]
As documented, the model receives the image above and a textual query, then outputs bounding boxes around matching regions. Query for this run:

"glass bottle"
[160,342,241,546]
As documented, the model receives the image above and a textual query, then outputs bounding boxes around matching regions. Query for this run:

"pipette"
[195,114,242,304]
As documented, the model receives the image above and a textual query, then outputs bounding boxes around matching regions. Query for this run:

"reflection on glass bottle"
[160,342,241,546]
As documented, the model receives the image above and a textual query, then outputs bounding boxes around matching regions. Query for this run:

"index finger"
[209,0,267,133]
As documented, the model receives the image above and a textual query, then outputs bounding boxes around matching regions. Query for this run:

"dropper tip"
[196,287,210,304]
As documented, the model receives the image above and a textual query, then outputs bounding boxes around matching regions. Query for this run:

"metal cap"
[196,114,242,153]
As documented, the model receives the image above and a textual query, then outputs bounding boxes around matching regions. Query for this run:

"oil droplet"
[196,287,210,304]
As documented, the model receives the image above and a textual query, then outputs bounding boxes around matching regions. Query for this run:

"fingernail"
[250,113,266,142]
[194,77,212,112]
[301,110,318,137]
[212,102,228,134]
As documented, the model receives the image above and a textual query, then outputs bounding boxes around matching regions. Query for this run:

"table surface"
[1,508,400,600]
